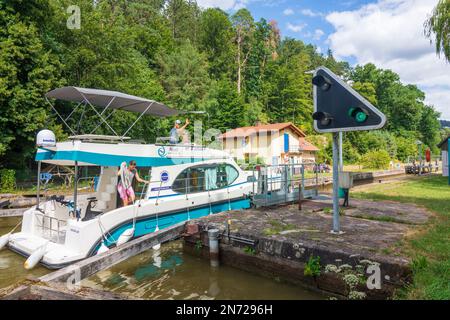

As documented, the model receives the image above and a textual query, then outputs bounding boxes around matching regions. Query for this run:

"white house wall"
[222,127,316,166]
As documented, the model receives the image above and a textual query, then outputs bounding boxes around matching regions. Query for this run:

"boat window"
[172,169,189,193]
[133,167,152,196]
[172,164,239,194]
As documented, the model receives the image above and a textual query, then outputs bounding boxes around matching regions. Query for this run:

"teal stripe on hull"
[35,150,210,167]
[94,198,251,253]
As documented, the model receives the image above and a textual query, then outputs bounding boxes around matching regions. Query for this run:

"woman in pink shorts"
[117,160,148,206]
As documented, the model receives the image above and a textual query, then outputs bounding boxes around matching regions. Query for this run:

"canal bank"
[0,170,428,300]
[0,218,323,300]
[183,195,431,299]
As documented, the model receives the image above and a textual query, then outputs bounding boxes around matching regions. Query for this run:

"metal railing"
[34,212,67,244]
[249,163,322,208]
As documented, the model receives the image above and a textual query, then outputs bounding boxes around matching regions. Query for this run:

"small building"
[437,135,449,179]
[219,122,319,166]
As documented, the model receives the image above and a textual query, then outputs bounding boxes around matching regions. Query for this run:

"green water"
[81,241,324,300]
[1,217,323,299]
[0,217,49,290]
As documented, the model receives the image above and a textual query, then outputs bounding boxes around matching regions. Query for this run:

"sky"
[196,0,450,120]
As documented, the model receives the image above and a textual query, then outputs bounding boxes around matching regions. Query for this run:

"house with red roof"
[218,122,319,165]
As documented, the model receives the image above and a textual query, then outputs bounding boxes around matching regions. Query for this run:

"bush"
[304,255,321,277]
[0,169,16,192]
[360,150,391,170]
[395,136,418,162]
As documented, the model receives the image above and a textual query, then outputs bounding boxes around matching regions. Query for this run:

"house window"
[241,136,249,147]
[172,164,239,194]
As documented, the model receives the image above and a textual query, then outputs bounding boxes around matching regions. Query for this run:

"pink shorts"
[118,184,135,200]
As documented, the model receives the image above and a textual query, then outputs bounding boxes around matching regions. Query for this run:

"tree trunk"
[237,33,242,94]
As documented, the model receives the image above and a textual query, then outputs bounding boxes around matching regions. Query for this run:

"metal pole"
[77,92,121,137]
[339,132,344,171]
[121,102,155,139]
[74,161,78,219]
[448,139,450,186]
[45,97,76,135]
[208,228,220,267]
[36,161,41,210]
[332,132,340,233]
[315,165,319,197]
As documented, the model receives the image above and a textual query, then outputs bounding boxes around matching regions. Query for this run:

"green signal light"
[348,107,368,123]
[355,111,368,123]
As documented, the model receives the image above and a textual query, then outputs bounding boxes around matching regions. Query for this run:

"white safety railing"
[34,212,67,244]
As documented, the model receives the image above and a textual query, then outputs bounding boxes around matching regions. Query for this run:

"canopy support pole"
[76,104,87,134]
[45,97,76,135]
[89,97,117,135]
[63,101,84,123]
[78,92,120,138]
[89,110,117,135]
[121,102,154,139]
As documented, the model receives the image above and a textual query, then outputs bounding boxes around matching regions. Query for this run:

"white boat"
[5,87,253,269]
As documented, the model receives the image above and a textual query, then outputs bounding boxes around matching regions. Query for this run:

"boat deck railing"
[34,212,67,244]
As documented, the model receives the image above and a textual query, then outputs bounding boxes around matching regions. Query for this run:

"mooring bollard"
[208,229,220,267]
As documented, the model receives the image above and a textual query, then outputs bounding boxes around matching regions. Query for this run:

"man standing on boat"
[169,119,190,144]
[117,160,148,206]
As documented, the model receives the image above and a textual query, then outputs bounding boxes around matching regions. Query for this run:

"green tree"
[352,82,378,105]
[395,136,418,162]
[425,0,450,62]
[165,0,201,43]
[205,79,246,132]
[49,0,167,139]
[199,8,235,79]
[419,105,441,152]
[244,18,273,99]
[157,41,211,111]
[0,6,63,168]
[266,40,313,132]
[231,8,255,94]
[324,49,350,77]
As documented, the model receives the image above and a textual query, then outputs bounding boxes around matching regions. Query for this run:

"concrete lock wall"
[183,225,411,300]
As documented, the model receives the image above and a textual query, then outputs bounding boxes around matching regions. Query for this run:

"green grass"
[352,175,450,300]
[322,207,344,216]
[243,246,256,255]
[263,219,297,236]
[350,214,409,224]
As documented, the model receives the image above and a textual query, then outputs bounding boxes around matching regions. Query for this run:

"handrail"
[34,212,67,244]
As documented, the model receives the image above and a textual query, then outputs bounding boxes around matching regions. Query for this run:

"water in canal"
[0,217,49,290]
[81,241,323,300]
[1,217,322,299]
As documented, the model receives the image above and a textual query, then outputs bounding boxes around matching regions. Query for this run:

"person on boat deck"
[117,160,148,207]
[169,118,190,144]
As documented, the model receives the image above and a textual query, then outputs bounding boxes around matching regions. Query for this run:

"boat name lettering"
[151,186,172,192]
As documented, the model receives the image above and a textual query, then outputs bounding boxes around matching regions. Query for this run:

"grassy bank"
[352,175,449,300]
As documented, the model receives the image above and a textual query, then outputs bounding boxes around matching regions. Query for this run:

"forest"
[0,0,442,173]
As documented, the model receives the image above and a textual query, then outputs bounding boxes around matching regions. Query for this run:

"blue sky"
[242,0,372,61]
[197,0,450,119]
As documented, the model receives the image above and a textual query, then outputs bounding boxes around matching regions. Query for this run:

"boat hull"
[7,197,251,269]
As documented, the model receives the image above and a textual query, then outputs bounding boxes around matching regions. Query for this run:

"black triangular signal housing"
[312,66,387,133]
